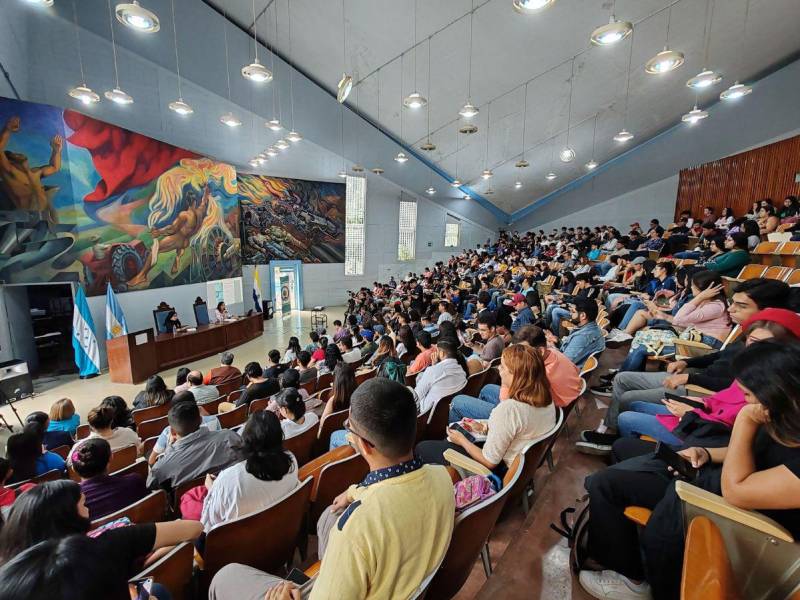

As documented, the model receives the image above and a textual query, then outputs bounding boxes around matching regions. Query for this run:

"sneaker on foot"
[582,431,620,445]
[600,369,618,383]
[575,440,613,455]
[590,383,614,397]
[579,569,652,600]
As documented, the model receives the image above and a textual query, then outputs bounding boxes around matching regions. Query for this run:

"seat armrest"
[685,384,714,397]
[675,481,794,542]
[443,449,492,477]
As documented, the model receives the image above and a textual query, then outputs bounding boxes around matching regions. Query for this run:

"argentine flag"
[105,283,128,339]
[72,285,100,377]
[253,269,263,312]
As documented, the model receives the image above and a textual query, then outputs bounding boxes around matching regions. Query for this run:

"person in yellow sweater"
[208,378,456,600]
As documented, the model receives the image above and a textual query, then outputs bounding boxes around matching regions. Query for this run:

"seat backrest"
[215,380,238,398]
[132,402,171,426]
[317,372,334,390]
[143,435,159,458]
[415,408,431,444]
[8,468,63,489]
[110,458,148,481]
[130,541,194,600]
[202,477,313,585]
[298,445,355,489]
[194,302,210,327]
[299,379,317,396]
[216,404,248,429]
[764,266,792,281]
[425,456,524,599]
[247,397,270,414]
[199,397,225,416]
[404,372,418,387]
[138,415,170,440]
[76,424,90,440]
[508,408,563,502]
[681,516,740,600]
[310,453,369,526]
[736,264,767,280]
[91,489,168,529]
[314,408,349,457]
[754,241,780,255]
[107,445,138,473]
[426,386,465,441]
[172,473,211,514]
[580,354,599,378]
[50,444,70,460]
[462,367,490,398]
[787,269,800,286]
[153,308,174,334]
[284,424,318,467]
[778,241,800,255]
[226,389,244,406]
[355,367,377,386]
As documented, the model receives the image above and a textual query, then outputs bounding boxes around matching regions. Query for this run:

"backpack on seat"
[377,357,407,383]
[550,494,591,573]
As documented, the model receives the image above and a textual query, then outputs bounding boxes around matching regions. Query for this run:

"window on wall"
[444,216,460,248]
[397,195,417,261]
[345,175,366,276]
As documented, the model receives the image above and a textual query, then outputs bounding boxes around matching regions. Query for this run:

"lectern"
[106,329,158,384]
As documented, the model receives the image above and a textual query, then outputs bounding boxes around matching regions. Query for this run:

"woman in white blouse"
[214,301,229,322]
[74,405,142,457]
[276,388,319,439]
[417,344,557,476]
[201,411,299,532]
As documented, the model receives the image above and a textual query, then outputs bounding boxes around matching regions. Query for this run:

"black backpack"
[550,494,591,573]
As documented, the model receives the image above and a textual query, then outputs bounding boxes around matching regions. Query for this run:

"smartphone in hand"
[654,442,698,480]
[664,392,706,411]
[448,423,476,444]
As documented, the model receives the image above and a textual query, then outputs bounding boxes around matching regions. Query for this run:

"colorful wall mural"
[239,174,345,264]
[0,96,241,296]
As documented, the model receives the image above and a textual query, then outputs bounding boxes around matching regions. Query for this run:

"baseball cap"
[362,330,374,341]
[631,257,646,265]
[512,293,526,305]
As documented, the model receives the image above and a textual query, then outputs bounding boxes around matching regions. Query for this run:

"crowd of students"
[1,201,799,599]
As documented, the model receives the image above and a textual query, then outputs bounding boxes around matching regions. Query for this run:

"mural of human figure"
[0,116,63,223]
[128,184,211,286]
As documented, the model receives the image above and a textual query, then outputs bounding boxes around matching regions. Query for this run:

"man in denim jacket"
[557,297,606,368]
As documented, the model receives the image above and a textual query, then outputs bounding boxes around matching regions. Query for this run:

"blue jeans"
[550,307,571,335]
[605,292,628,310]
[329,429,348,450]
[673,251,701,259]
[594,261,613,275]
[617,401,683,445]
[620,333,723,372]
[618,301,647,330]
[448,384,501,423]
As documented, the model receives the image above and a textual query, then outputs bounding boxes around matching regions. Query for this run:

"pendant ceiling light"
[266,147,278,156]
[115,1,159,33]
[167,0,193,115]
[104,0,133,104]
[25,0,54,6]
[559,57,576,163]
[512,0,555,14]
[337,0,352,103]
[458,2,479,120]
[515,82,530,169]
[687,0,720,89]
[352,164,365,173]
[285,0,302,143]
[420,38,436,151]
[266,119,282,131]
[484,188,495,195]
[403,0,427,109]
[249,159,259,168]
[590,13,632,46]
[481,170,493,180]
[394,152,409,163]
[545,135,557,181]
[459,124,478,135]
[394,53,408,164]
[451,179,462,188]
[338,170,348,178]
[451,121,463,188]
[645,5,683,74]
[463,194,471,200]
[681,103,708,125]
[480,101,493,180]
[241,61,272,83]
[614,32,635,143]
[585,113,598,170]
[720,2,753,101]
[426,186,436,195]
[545,171,558,180]
[275,139,289,150]
[515,181,523,189]
[371,167,384,174]
[68,1,100,105]
[218,11,241,127]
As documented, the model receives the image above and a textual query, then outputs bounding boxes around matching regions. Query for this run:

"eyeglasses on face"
[344,418,374,448]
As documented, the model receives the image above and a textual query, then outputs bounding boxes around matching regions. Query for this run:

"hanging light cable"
[585,113,598,169]
[168,0,192,115]
[720,0,752,100]
[545,136,557,180]
[645,3,684,74]
[68,0,100,105]
[451,123,462,187]
[265,1,281,130]
[687,0,721,89]
[515,81,530,168]
[242,0,272,82]
[559,57,576,162]
[404,0,427,109]
[351,84,364,173]
[337,0,353,103]
[219,8,242,127]
[395,53,408,163]
[104,0,133,104]
[286,0,302,142]
[480,101,493,179]
[273,5,288,148]
[614,31,634,142]
[421,37,436,150]
[337,102,347,177]
[459,1,479,119]
[371,69,384,174]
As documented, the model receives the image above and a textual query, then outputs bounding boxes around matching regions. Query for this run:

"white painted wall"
[531,175,678,233]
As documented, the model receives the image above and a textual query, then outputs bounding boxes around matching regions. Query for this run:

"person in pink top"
[616,308,800,444]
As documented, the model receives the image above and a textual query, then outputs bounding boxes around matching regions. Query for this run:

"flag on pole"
[72,285,100,377]
[252,269,263,312]
[105,283,128,340]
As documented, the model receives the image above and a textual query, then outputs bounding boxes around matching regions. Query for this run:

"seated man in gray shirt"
[188,370,219,404]
[471,312,506,365]
[147,399,240,491]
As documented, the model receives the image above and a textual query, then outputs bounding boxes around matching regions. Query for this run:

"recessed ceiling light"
[115,2,159,33]
[337,73,353,103]
[394,152,409,163]
[481,169,493,180]
[426,186,436,195]
[515,159,530,168]
[720,81,752,100]
[69,84,100,105]
[645,47,684,74]
[545,171,558,180]
[585,159,598,170]
[168,98,193,116]
[590,16,633,46]
[371,167,384,174]
[275,139,289,150]
[104,87,133,105]
[241,60,273,83]
[458,102,479,119]
[451,179,462,188]
[613,129,633,143]
[459,124,478,135]
[219,112,242,127]
[420,141,436,151]
[286,130,303,142]
[681,105,709,125]
[559,147,575,162]
[403,92,427,109]
[512,0,555,14]
[687,69,722,89]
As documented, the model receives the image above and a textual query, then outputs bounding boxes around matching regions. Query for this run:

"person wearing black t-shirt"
[579,342,800,600]
[235,362,280,408]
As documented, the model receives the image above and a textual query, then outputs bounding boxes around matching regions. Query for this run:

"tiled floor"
[0,307,345,435]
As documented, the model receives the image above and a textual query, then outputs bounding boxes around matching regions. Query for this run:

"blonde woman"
[48,398,80,437]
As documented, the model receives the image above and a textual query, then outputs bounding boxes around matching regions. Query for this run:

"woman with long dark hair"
[133,374,174,409]
[201,411,299,532]
[318,343,343,375]
[5,428,66,484]
[395,325,419,360]
[321,362,357,420]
